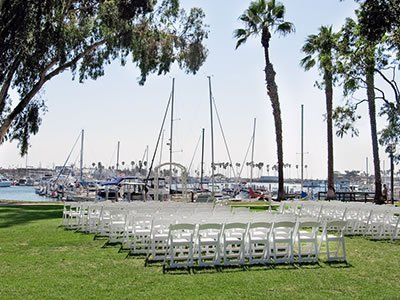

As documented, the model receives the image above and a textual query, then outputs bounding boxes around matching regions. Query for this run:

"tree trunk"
[324,69,336,200]
[365,53,383,204]
[262,27,285,201]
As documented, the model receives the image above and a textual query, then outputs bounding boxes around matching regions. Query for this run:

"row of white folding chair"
[61,202,345,267]
[161,219,347,270]
[295,201,399,240]
[300,202,369,237]
[363,208,400,240]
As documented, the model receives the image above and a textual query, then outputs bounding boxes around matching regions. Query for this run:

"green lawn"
[0,205,399,299]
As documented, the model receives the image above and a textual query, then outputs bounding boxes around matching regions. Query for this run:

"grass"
[1,205,399,299]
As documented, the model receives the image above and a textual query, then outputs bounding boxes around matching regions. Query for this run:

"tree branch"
[0,39,106,140]
[374,86,391,105]
[375,68,399,104]
[0,57,20,114]
[45,39,106,80]
[353,99,368,109]
[375,96,391,105]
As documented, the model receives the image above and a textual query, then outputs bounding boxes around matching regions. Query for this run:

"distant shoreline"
[0,199,62,206]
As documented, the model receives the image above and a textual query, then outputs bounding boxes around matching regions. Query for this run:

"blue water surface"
[0,186,54,202]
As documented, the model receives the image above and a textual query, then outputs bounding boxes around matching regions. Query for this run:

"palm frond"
[300,55,316,70]
[247,7,263,29]
[234,28,250,49]
[302,35,319,54]
[234,28,248,39]
[272,3,285,20]
[235,37,248,49]
[275,22,295,36]
[249,0,266,15]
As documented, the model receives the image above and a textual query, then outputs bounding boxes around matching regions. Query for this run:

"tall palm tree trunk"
[262,28,285,200]
[365,55,382,204]
[324,69,336,200]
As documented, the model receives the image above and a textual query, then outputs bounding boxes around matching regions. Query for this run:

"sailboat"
[0,174,12,187]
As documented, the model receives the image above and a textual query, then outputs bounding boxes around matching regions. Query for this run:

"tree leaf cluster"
[0,0,209,155]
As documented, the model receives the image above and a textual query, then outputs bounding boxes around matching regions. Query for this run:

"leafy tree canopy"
[0,0,208,155]
[357,0,400,56]
[333,14,400,161]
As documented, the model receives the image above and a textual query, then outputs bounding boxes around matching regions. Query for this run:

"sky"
[0,0,396,179]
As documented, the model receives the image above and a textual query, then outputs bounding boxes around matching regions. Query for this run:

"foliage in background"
[0,0,208,155]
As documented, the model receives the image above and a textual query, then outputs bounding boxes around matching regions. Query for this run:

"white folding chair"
[295,220,320,263]
[247,222,272,265]
[63,202,81,230]
[130,215,153,255]
[164,223,196,271]
[196,223,223,267]
[271,221,296,264]
[86,204,103,234]
[221,223,248,266]
[108,209,127,244]
[319,220,347,262]
[146,218,172,263]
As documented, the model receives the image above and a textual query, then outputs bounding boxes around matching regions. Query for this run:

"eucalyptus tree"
[356,0,400,162]
[334,17,384,203]
[234,0,295,200]
[301,26,340,200]
[0,0,208,154]
[338,1,400,162]
[356,0,400,53]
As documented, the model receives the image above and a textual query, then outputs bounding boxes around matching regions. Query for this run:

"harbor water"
[0,186,54,202]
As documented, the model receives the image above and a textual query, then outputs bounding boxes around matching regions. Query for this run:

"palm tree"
[235,0,294,200]
[301,26,339,200]
[130,161,135,172]
[338,18,383,203]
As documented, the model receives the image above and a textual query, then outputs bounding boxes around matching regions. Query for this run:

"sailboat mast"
[159,130,165,165]
[25,152,28,177]
[169,78,175,192]
[80,129,84,181]
[146,145,149,165]
[301,104,304,192]
[116,141,120,171]
[200,128,205,189]
[208,76,215,199]
[250,118,256,183]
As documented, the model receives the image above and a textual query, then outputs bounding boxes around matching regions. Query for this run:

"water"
[0,186,54,202]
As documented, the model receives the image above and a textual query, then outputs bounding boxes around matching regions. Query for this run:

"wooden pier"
[318,191,375,203]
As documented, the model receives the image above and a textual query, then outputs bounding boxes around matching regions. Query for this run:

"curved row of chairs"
[279,200,400,240]
[62,201,349,271]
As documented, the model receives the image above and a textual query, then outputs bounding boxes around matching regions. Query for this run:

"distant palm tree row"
[90,160,308,180]
[235,0,394,203]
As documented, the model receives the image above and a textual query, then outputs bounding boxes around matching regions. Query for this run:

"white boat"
[0,175,12,187]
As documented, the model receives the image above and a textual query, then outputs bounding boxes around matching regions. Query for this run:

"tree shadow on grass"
[0,205,63,228]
